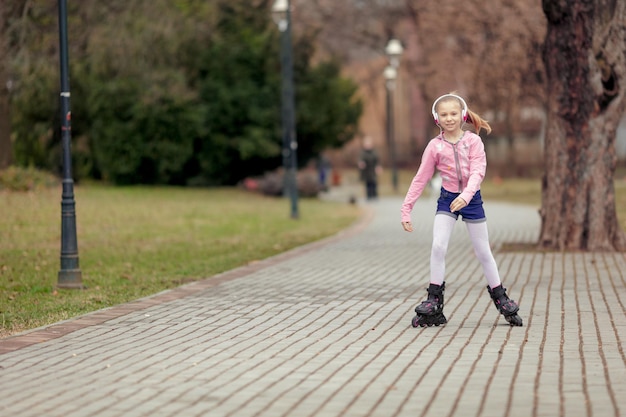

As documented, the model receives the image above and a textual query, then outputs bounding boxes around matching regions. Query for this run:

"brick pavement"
[1,195,625,417]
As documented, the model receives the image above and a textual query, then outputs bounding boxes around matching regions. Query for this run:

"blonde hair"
[435,93,492,135]
[465,108,492,135]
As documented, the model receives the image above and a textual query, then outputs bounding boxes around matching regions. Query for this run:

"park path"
[1,192,625,417]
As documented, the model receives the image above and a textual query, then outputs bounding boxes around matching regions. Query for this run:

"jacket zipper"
[452,142,463,191]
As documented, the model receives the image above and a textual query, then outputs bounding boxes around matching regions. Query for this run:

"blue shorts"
[436,188,486,223]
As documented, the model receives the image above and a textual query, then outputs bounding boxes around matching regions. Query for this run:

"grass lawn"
[0,184,361,337]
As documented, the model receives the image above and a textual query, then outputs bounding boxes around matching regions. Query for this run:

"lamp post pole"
[272,0,299,219]
[384,66,398,192]
[384,39,403,193]
[57,0,83,289]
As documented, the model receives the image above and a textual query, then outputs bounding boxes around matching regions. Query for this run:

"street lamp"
[385,39,404,69]
[56,0,83,289]
[384,65,398,192]
[384,39,403,192]
[272,0,299,219]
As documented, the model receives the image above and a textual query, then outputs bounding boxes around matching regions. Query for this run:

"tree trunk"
[0,3,13,170]
[540,0,626,251]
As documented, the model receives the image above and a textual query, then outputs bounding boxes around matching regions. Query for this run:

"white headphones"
[431,94,468,124]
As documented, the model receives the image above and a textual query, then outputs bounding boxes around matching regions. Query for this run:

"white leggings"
[430,214,502,289]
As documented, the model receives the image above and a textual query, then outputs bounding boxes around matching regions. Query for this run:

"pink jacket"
[401,131,487,222]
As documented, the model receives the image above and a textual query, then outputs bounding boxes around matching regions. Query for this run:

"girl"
[401,93,522,327]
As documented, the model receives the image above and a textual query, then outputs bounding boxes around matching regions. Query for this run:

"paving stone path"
[1,195,625,417]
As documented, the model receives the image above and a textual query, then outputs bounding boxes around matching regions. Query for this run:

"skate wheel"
[412,313,447,328]
[505,314,523,327]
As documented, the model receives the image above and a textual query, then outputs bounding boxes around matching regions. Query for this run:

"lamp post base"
[57,269,85,289]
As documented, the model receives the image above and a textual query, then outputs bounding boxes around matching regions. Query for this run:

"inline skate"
[411,282,447,327]
[487,284,523,326]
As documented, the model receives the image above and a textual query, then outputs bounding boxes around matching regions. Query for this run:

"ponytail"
[465,108,492,135]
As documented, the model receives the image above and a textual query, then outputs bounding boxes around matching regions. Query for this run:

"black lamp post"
[272,0,299,219]
[384,65,398,192]
[384,39,403,193]
[57,0,83,289]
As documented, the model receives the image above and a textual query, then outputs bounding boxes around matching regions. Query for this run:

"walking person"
[316,152,332,191]
[400,93,523,328]
[358,136,382,200]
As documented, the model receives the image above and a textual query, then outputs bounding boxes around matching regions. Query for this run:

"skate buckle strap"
[496,298,519,315]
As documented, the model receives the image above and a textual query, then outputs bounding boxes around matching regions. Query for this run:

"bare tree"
[295,0,546,166]
[540,0,626,251]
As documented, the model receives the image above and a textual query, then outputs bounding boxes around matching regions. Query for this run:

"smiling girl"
[401,93,523,328]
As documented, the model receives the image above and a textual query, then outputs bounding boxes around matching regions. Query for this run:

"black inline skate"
[487,284,523,326]
[411,282,447,328]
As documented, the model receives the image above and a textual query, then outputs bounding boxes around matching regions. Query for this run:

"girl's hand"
[402,221,413,232]
[450,197,468,212]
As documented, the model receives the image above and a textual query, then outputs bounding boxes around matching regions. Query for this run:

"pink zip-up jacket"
[401,131,487,222]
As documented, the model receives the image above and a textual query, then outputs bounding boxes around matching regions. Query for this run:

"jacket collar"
[438,130,466,144]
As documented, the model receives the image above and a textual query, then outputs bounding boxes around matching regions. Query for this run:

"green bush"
[0,166,59,191]
[86,78,201,185]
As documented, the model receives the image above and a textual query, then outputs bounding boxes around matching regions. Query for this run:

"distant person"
[316,153,331,191]
[358,136,381,200]
[400,93,523,328]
